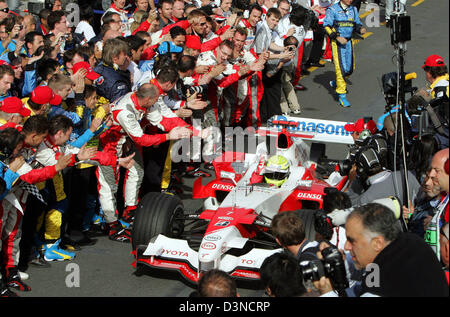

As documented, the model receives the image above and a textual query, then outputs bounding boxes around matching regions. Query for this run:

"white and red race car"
[131,116,353,284]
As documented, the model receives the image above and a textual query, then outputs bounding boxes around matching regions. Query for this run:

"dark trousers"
[18,194,46,271]
[142,141,171,194]
[308,27,326,64]
[260,70,282,124]
[65,166,98,236]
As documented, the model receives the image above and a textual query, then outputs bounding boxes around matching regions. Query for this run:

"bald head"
[429,148,449,193]
[136,83,160,108]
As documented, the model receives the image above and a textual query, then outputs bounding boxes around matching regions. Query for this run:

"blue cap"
[158,41,183,55]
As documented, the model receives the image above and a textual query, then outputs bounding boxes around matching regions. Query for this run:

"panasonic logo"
[274,116,351,136]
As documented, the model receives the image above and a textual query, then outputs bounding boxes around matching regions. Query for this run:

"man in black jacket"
[315,203,449,297]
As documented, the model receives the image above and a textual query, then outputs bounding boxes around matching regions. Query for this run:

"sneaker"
[92,213,105,226]
[0,281,18,297]
[29,256,51,268]
[60,236,82,252]
[19,271,29,281]
[43,240,75,261]
[108,221,132,243]
[6,268,31,292]
[292,109,301,115]
[338,94,351,107]
[329,80,336,89]
[28,247,51,268]
[294,84,307,91]
[118,219,131,229]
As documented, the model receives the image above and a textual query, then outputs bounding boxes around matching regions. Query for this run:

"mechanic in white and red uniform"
[237,4,264,51]
[225,27,267,128]
[98,83,192,242]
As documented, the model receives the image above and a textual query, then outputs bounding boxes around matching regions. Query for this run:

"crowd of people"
[0,0,448,297]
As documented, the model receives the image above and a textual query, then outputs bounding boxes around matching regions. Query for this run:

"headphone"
[365,134,389,167]
[354,146,381,181]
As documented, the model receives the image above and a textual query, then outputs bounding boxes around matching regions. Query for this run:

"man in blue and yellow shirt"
[323,0,366,107]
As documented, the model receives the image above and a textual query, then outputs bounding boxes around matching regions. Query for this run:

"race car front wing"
[132,234,282,284]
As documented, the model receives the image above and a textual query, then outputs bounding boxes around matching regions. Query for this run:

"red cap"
[185,35,202,51]
[0,97,31,117]
[422,54,446,68]
[344,118,378,135]
[215,15,227,23]
[72,61,101,81]
[31,86,62,106]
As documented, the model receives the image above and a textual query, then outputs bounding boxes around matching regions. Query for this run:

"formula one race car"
[131,116,353,285]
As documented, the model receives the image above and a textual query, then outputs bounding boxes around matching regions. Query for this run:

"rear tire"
[132,192,185,251]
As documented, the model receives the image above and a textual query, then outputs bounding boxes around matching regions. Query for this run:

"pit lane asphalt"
[19,0,448,297]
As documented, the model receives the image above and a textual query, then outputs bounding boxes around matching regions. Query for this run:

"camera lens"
[300,260,326,282]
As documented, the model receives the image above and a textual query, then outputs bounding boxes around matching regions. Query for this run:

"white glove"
[328,208,353,226]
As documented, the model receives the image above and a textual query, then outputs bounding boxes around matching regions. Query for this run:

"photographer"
[271,210,320,263]
[349,145,421,207]
[315,189,352,250]
[324,117,378,195]
[260,251,308,297]
[314,203,449,297]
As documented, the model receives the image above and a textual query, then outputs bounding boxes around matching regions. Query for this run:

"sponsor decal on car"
[203,235,221,241]
[212,183,235,191]
[201,242,217,250]
[297,192,323,200]
[218,216,234,221]
[214,221,230,227]
[162,249,189,257]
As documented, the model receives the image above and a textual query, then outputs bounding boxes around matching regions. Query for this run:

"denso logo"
[212,184,235,191]
[162,249,189,257]
[297,192,322,200]
[204,235,221,242]
[201,242,217,250]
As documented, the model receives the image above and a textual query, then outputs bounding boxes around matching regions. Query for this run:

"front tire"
[132,192,185,251]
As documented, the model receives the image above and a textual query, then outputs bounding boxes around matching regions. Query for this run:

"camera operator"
[315,188,352,250]
[324,118,378,197]
[315,203,449,297]
[349,145,421,207]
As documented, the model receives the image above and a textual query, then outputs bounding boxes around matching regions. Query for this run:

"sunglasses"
[0,8,9,13]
